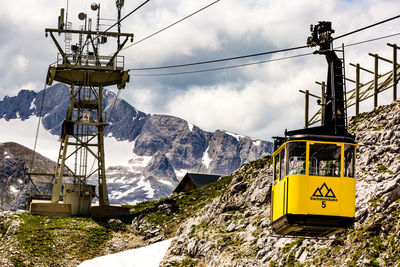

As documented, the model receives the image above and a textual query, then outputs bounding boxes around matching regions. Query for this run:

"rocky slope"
[0,142,55,211]
[0,85,273,204]
[159,101,400,266]
[0,101,399,266]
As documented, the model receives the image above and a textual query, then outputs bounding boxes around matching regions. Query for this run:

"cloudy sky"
[1,0,399,141]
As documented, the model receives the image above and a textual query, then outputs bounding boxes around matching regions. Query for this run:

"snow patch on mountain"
[225,131,245,141]
[174,169,189,179]
[253,140,261,146]
[188,122,194,132]
[79,239,172,267]
[127,153,152,168]
[29,99,36,110]
[159,180,173,186]
[9,186,18,194]
[138,176,155,199]
[201,147,212,169]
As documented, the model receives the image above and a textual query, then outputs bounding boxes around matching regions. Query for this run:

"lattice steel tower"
[46,4,132,213]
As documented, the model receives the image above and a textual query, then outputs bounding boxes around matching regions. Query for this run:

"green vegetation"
[239,155,272,181]
[282,238,304,253]
[2,212,120,266]
[169,257,201,267]
[377,164,394,174]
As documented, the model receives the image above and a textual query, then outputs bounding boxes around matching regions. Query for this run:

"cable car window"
[309,143,341,177]
[280,148,285,180]
[273,154,279,182]
[344,144,355,177]
[286,142,306,175]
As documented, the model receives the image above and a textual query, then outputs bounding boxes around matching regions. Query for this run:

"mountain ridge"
[0,85,273,206]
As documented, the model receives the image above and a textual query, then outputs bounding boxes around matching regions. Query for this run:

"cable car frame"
[270,21,357,237]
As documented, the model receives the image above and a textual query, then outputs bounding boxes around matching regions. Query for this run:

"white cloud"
[1,0,400,142]
[12,55,28,71]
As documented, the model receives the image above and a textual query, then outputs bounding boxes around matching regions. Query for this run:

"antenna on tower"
[91,3,101,54]
[116,0,124,49]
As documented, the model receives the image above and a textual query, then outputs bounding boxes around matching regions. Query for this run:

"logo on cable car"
[310,183,338,201]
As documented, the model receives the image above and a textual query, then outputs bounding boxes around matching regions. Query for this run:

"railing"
[56,53,125,69]
[302,43,399,128]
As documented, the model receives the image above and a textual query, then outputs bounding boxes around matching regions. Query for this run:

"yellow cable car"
[271,137,356,237]
[270,21,357,237]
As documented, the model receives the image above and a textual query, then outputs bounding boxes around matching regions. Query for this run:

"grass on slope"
[4,213,113,266]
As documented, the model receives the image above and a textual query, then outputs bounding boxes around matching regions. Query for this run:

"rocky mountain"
[156,101,400,266]
[0,142,55,211]
[0,84,273,205]
[0,101,399,266]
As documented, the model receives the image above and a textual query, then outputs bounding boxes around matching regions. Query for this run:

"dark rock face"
[0,153,29,211]
[143,152,178,184]
[103,91,149,141]
[0,142,54,211]
[0,90,37,121]
[205,130,242,174]
[134,115,209,170]
[143,152,179,199]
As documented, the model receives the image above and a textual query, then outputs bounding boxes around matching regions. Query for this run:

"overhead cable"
[82,0,151,50]
[343,32,400,47]
[132,32,400,77]
[333,13,400,40]
[131,14,400,72]
[101,0,151,36]
[123,0,221,49]
[130,45,309,71]
[132,52,313,76]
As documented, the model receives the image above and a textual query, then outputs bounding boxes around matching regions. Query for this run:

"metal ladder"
[332,43,348,132]
[64,22,72,54]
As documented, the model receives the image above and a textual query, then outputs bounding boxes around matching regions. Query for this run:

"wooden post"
[321,82,326,126]
[392,44,398,101]
[373,54,379,108]
[305,90,309,128]
[355,64,360,115]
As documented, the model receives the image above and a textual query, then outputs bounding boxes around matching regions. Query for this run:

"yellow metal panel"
[286,175,309,214]
[272,179,285,221]
[308,176,340,216]
[340,177,356,217]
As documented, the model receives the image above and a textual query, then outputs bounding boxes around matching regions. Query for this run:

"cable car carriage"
[270,21,357,237]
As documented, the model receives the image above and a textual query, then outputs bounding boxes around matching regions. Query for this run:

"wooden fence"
[302,43,399,128]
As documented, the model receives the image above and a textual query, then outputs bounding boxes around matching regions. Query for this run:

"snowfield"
[78,239,172,267]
